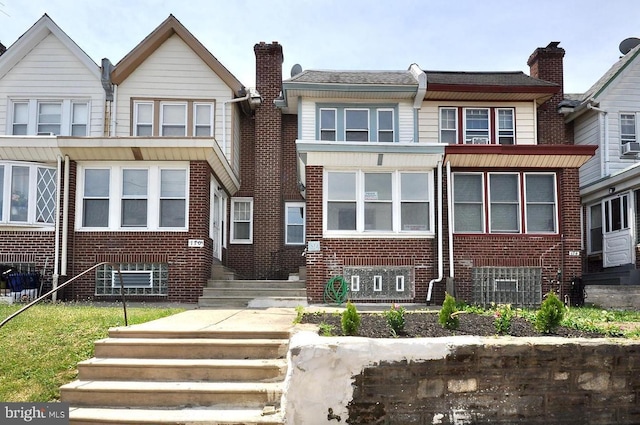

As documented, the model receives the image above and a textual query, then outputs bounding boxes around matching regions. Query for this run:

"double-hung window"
[0,162,56,225]
[439,108,457,144]
[12,102,29,135]
[497,109,515,145]
[194,103,213,136]
[320,109,337,141]
[161,103,187,136]
[465,108,490,143]
[588,204,603,253]
[134,102,153,136]
[621,113,636,144]
[285,202,305,245]
[452,172,557,234]
[71,102,89,136]
[345,109,369,141]
[377,109,394,142]
[325,170,432,234]
[231,198,253,243]
[79,163,188,231]
[37,102,62,135]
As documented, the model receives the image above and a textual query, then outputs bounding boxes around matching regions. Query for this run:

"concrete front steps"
[61,327,290,425]
[199,279,307,308]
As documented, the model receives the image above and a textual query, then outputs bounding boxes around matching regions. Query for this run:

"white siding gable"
[0,33,104,136]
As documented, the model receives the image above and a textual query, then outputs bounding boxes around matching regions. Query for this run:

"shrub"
[384,304,406,336]
[318,323,334,336]
[341,302,361,336]
[535,292,565,334]
[439,293,459,330]
[493,304,514,335]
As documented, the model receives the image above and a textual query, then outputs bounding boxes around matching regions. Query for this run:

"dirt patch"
[301,311,610,338]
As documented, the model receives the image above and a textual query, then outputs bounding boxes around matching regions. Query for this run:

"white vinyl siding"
[0,33,104,137]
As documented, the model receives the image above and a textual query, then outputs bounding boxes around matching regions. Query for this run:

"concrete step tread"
[79,358,287,368]
[95,337,289,345]
[62,380,283,393]
[206,281,306,288]
[69,407,283,424]
[107,329,292,339]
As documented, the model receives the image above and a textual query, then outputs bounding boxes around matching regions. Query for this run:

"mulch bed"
[300,311,609,338]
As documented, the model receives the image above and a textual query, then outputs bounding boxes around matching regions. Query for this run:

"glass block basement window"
[95,263,168,296]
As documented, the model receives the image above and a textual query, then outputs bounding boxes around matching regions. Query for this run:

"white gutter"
[61,155,70,277]
[409,64,426,109]
[427,160,444,303]
[447,161,454,279]
[52,155,62,302]
[587,102,608,176]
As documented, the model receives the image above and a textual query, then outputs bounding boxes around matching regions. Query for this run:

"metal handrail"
[0,262,128,329]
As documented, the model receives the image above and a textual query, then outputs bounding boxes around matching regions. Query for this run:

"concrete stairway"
[61,324,290,424]
[199,280,307,308]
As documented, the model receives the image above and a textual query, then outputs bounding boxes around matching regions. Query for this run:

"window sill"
[76,228,189,232]
[323,231,435,239]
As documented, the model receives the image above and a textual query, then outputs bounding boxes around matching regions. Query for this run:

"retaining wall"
[284,332,640,424]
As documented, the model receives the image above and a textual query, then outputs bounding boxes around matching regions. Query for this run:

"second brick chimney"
[528,42,568,145]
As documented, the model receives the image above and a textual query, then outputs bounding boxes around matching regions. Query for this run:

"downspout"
[52,155,62,302]
[427,160,444,303]
[587,102,608,176]
[447,161,454,280]
[61,155,70,278]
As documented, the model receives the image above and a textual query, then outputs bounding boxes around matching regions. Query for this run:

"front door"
[603,192,634,268]
[210,180,226,261]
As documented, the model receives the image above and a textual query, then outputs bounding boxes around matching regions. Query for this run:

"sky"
[1,0,640,94]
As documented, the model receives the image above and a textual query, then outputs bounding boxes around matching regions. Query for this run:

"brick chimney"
[0,42,6,57]
[527,42,569,145]
[253,42,284,278]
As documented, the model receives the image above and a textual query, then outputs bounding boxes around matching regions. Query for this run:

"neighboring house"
[278,42,595,306]
[563,40,640,306]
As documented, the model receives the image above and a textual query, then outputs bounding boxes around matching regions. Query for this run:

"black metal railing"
[0,262,128,329]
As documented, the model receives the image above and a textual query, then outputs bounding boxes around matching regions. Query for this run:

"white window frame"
[160,102,188,136]
[377,109,395,142]
[9,99,91,136]
[70,101,89,136]
[121,168,149,228]
[496,108,515,145]
[11,102,29,135]
[439,107,458,144]
[285,202,305,245]
[396,275,405,292]
[82,168,110,228]
[620,113,637,144]
[76,162,189,231]
[344,108,370,142]
[320,108,337,141]
[373,275,383,292]
[587,203,603,254]
[231,197,253,244]
[488,173,521,233]
[351,275,360,292]
[464,108,491,144]
[323,170,434,237]
[193,103,214,137]
[159,169,187,228]
[37,101,62,135]
[0,162,56,226]
[134,101,154,136]
[523,173,557,234]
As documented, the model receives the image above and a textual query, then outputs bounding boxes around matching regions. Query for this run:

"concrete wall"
[284,331,640,424]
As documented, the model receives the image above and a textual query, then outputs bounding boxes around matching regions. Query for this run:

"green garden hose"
[323,275,349,305]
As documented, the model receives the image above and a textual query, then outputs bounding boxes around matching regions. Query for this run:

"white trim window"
[71,102,89,136]
[231,198,253,244]
[12,102,29,135]
[377,109,394,142]
[345,109,369,142]
[452,172,557,234]
[325,170,433,235]
[9,99,90,136]
[620,113,636,144]
[78,162,189,231]
[464,108,490,144]
[194,103,213,136]
[161,103,187,136]
[320,108,337,141]
[0,162,56,226]
[285,202,305,245]
[37,102,62,135]
[439,107,457,144]
[497,108,515,145]
[588,203,603,254]
[134,102,153,136]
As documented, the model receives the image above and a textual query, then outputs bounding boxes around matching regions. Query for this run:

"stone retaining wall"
[284,332,640,424]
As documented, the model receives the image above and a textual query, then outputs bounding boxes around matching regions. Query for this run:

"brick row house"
[0,14,595,306]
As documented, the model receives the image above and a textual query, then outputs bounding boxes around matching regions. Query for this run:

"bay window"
[0,162,56,226]
[325,170,432,235]
[452,172,557,234]
[78,163,188,231]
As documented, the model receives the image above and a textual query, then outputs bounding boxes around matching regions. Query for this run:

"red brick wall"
[67,161,213,302]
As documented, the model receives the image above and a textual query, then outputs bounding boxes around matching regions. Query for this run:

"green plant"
[318,322,335,336]
[439,292,459,330]
[293,305,305,324]
[493,304,515,335]
[384,304,406,336]
[534,292,566,334]
[341,301,361,336]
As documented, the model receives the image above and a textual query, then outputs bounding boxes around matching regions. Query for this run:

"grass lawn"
[0,302,184,402]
